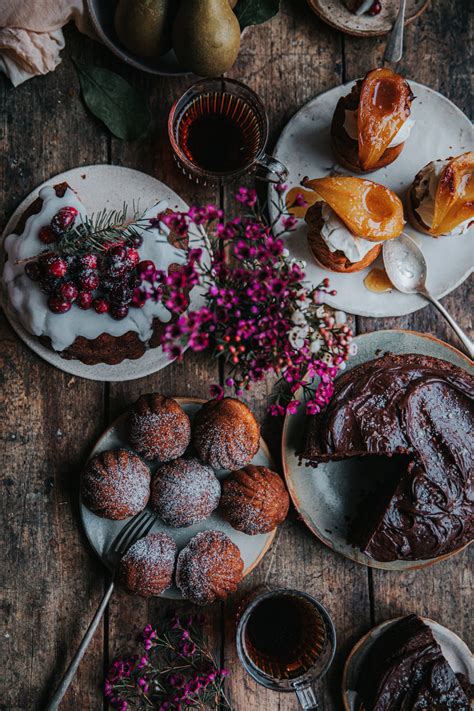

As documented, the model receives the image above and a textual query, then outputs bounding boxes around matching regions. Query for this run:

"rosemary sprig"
[57,201,147,255]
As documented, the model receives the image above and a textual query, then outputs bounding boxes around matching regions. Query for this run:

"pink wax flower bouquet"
[104,615,231,710]
[140,185,354,416]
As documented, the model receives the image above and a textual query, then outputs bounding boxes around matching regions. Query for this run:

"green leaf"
[234,0,280,29]
[73,60,151,141]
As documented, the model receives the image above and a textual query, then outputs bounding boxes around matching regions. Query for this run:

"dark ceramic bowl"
[86,0,191,76]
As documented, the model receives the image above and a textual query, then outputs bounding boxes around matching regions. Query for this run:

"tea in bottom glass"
[236,588,336,710]
[168,77,288,185]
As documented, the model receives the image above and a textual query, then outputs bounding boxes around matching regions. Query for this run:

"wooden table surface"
[1,1,472,709]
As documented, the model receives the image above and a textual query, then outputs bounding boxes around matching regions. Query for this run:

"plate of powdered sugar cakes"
[270,68,473,318]
[81,395,290,603]
[1,164,207,381]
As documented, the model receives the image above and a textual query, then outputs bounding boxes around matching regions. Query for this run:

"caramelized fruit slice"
[304,176,404,241]
[285,186,321,218]
[358,68,413,171]
[430,152,474,235]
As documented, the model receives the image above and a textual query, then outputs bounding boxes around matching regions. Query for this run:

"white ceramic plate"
[269,80,474,317]
[306,0,429,38]
[281,330,473,571]
[80,398,276,600]
[342,617,474,711]
[1,164,206,382]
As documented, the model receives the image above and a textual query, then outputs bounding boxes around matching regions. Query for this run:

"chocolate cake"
[356,615,471,710]
[300,353,474,562]
[3,183,189,365]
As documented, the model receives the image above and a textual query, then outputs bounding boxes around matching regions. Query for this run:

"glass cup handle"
[254,153,289,183]
[292,679,320,710]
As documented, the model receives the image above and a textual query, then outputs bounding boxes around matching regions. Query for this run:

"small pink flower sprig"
[141,185,354,416]
[104,614,232,711]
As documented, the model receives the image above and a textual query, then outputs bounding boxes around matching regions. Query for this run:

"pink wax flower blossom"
[104,615,231,710]
[139,186,353,415]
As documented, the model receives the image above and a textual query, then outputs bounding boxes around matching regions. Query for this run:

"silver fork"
[46,509,157,711]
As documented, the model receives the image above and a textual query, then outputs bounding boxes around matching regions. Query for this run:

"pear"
[115,0,173,59]
[173,0,241,76]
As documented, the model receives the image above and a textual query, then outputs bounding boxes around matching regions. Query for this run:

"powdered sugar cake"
[80,398,276,600]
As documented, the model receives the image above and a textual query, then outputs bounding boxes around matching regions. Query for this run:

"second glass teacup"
[168,77,288,186]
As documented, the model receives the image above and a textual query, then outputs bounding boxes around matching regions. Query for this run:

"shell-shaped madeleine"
[304,176,404,241]
[430,152,474,236]
[358,68,414,171]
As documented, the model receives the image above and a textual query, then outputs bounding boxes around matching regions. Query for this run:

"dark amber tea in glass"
[244,593,327,680]
[168,77,288,185]
[236,588,336,710]
[177,91,262,173]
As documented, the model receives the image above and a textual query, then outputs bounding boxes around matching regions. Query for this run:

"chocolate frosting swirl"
[300,353,474,562]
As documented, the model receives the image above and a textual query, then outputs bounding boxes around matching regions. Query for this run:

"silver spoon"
[383,234,474,359]
[384,0,407,63]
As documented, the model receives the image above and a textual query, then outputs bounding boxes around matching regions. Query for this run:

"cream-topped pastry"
[3,184,188,364]
[320,204,376,263]
[411,160,472,236]
[302,176,404,274]
[343,110,415,149]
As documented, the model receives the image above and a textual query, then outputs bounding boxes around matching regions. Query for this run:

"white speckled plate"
[1,165,207,381]
[269,80,474,317]
[281,330,473,571]
[342,617,474,711]
[80,398,277,600]
[307,0,429,38]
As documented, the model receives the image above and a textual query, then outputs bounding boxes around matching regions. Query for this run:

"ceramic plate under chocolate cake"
[282,330,474,570]
[342,615,473,710]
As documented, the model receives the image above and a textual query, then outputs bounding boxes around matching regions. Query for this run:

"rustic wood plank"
[0,29,110,711]
[101,51,225,692]
[344,0,473,658]
[224,4,370,709]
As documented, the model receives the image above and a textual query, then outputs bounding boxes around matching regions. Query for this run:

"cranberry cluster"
[25,206,153,319]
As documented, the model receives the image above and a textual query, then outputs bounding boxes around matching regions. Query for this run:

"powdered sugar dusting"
[82,449,150,520]
[176,530,244,605]
[129,395,191,461]
[151,457,221,527]
[119,532,177,597]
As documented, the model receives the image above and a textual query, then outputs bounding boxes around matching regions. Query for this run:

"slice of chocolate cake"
[356,615,471,710]
[299,353,474,562]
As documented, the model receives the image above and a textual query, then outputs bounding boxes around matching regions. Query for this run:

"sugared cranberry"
[78,271,100,292]
[39,226,57,244]
[368,0,381,14]
[57,281,79,303]
[137,260,155,274]
[77,291,93,310]
[132,235,143,248]
[110,284,133,304]
[51,206,78,236]
[110,304,129,320]
[109,245,128,260]
[79,253,98,270]
[39,277,59,294]
[105,246,130,279]
[48,295,72,314]
[131,288,146,308]
[25,262,41,281]
[93,297,109,314]
[46,257,67,278]
[126,248,140,268]
[65,255,78,272]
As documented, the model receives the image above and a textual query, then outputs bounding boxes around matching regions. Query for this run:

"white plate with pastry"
[270,75,473,317]
[1,164,206,381]
[81,397,283,601]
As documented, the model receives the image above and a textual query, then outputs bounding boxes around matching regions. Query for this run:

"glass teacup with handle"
[236,587,336,710]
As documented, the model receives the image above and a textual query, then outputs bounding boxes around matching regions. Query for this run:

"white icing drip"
[320,204,378,263]
[3,186,187,351]
[413,160,473,235]
[343,110,415,148]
